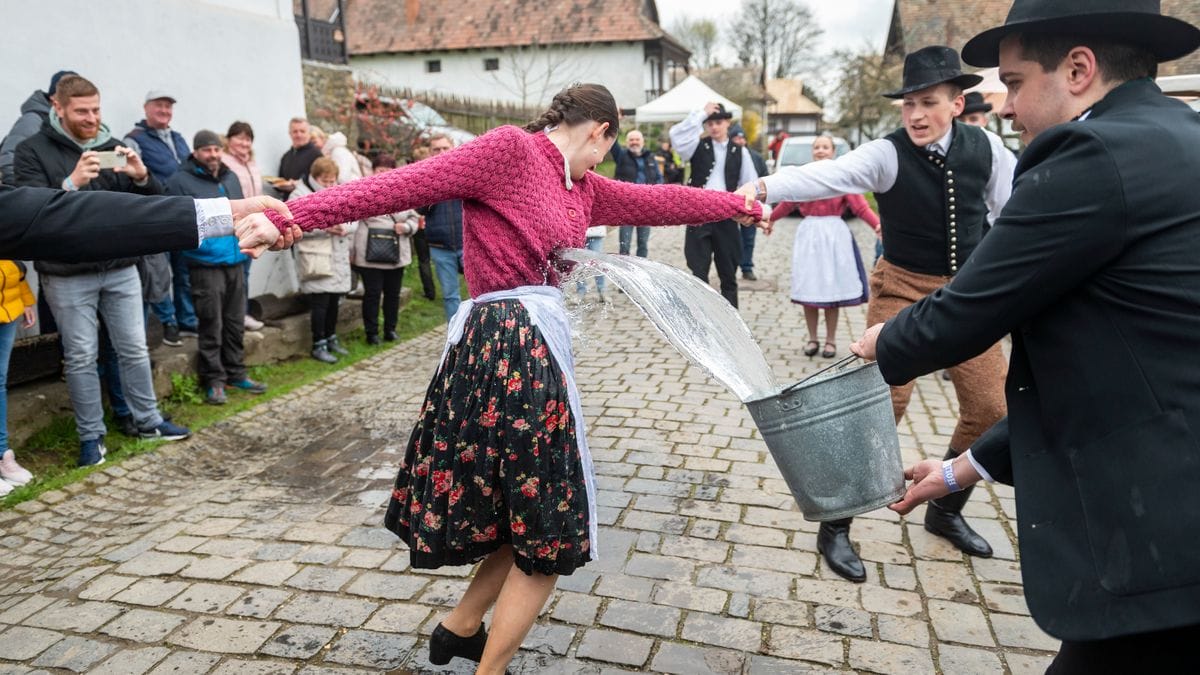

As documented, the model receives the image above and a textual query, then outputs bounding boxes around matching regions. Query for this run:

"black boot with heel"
[817,518,867,582]
[923,448,994,557]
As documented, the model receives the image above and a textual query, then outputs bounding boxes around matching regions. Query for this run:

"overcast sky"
[654,0,894,91]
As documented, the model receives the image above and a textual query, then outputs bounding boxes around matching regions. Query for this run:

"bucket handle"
[779,354,860,396]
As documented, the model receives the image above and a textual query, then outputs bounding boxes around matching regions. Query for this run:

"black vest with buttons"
[876,122,992,276]
[687,138,743,192]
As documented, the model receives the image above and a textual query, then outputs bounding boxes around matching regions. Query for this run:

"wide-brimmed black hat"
[704,103,734,122]
[962,0,1200,68]
[882,46,983,99]
[961,92,993,115]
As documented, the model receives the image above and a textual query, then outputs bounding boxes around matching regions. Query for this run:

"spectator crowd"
[0,70,461,479]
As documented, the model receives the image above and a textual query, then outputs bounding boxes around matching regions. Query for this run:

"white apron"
[441,285,600,559]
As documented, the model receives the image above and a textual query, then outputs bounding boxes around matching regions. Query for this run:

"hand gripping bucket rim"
[745,357,906,521]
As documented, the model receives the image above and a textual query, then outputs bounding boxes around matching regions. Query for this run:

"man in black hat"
[739,45,1018,583]
[851,0,1200,667]
[669,102,761,308]
[958,91,994,128]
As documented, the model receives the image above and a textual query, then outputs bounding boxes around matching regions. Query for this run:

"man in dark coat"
[852,0,1200,668]
[609,129,663,258]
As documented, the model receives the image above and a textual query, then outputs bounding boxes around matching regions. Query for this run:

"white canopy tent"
[635,75,743,123]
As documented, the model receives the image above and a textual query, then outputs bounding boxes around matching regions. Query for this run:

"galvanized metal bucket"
[746,357,905,521]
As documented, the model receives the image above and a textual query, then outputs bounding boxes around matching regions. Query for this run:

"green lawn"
[1,269,455,510]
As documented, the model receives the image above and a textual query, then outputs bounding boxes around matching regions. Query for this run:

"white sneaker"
[0,479,12,497]
[244,315,264,331]
[0,449,33,486]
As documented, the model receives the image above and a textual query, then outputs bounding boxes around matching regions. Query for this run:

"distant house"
[885,0,1200,77]
[342,0,691,110]
[766,79,822,135]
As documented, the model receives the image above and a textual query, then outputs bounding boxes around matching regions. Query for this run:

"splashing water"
[560,248,779,402]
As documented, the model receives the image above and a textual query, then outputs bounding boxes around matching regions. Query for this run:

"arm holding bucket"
[890,417,1010,514]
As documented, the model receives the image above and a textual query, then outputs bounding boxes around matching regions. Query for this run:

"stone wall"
[302,59,358,146]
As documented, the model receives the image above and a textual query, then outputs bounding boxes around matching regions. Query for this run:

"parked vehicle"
[397,99,476,146]
[772,135,851,172]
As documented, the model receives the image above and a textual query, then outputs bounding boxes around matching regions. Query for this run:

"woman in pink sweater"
[264,84,762,674]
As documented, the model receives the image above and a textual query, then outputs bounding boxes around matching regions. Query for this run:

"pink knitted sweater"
[268,126,762,295]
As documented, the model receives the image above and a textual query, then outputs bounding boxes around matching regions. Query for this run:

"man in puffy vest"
[124,91,194,343]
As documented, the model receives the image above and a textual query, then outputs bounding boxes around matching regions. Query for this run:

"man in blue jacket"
[417,134,464,321]
[166,130,267,405]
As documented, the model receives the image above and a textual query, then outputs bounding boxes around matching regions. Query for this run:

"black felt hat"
[882,46,983,99]
[961,92,994,115]
[704,103,734,122]
[962,0,1200,68]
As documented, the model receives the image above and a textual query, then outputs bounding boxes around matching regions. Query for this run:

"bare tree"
[670,17,720,69]
[827,49,902,145]
[727,0,823,86]
[488,41,592,107]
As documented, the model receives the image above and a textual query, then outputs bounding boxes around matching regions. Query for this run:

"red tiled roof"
[889,0,1200,76]
[343,0,682,55]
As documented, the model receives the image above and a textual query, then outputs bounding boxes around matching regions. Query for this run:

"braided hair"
[523,83,620,138]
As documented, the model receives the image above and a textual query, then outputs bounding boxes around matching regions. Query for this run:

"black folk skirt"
[384,299,592,575]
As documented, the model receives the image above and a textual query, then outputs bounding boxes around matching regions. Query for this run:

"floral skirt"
[383,299,592,576]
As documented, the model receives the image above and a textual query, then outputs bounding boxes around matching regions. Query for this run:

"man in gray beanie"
[165,131,267,405]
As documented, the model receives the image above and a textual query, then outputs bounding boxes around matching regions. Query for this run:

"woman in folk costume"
[770,135,880,359]
[264,83,763,674]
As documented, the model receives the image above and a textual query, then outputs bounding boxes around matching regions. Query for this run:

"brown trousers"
[867,259,1007,451]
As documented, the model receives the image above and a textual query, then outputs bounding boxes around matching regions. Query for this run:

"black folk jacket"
[876,78,1200,641]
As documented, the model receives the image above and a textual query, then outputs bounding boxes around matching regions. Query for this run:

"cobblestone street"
[0,219,1056,674]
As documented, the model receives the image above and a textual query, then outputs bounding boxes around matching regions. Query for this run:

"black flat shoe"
[803,340,820,357]
[429,622,488,665]
[817,519,867,582]
[822,342,837,358]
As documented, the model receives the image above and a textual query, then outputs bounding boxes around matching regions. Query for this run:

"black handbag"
[365,217,401,264]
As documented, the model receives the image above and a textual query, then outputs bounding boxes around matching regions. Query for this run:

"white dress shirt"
[669,109,761,191]
[761,126,1017,223]
[195,198,235,241]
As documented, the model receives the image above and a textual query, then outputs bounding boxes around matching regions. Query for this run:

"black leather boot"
[924,449,994,557]
[429,622,488,665]
[817,518,867,582]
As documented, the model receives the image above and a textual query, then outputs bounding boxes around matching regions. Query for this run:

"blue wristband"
[942,459,961,493]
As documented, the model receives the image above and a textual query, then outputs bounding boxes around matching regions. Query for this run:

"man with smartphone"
[12,74,191,467]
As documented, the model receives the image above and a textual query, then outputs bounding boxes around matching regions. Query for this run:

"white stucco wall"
[0,0,309,313]
[352,43,648,109]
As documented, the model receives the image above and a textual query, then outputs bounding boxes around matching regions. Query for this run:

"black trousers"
[1048,623,1200,674]
[410,230,436,301]
[684,219,741,308]
[355,266,404,337]
[308,292,342,342]
[190,264,247,387]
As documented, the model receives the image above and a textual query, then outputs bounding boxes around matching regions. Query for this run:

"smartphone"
[95,151,127,169]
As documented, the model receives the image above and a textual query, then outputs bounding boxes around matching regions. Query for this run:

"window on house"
[484,58,499,71]
[426,59,441,73]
